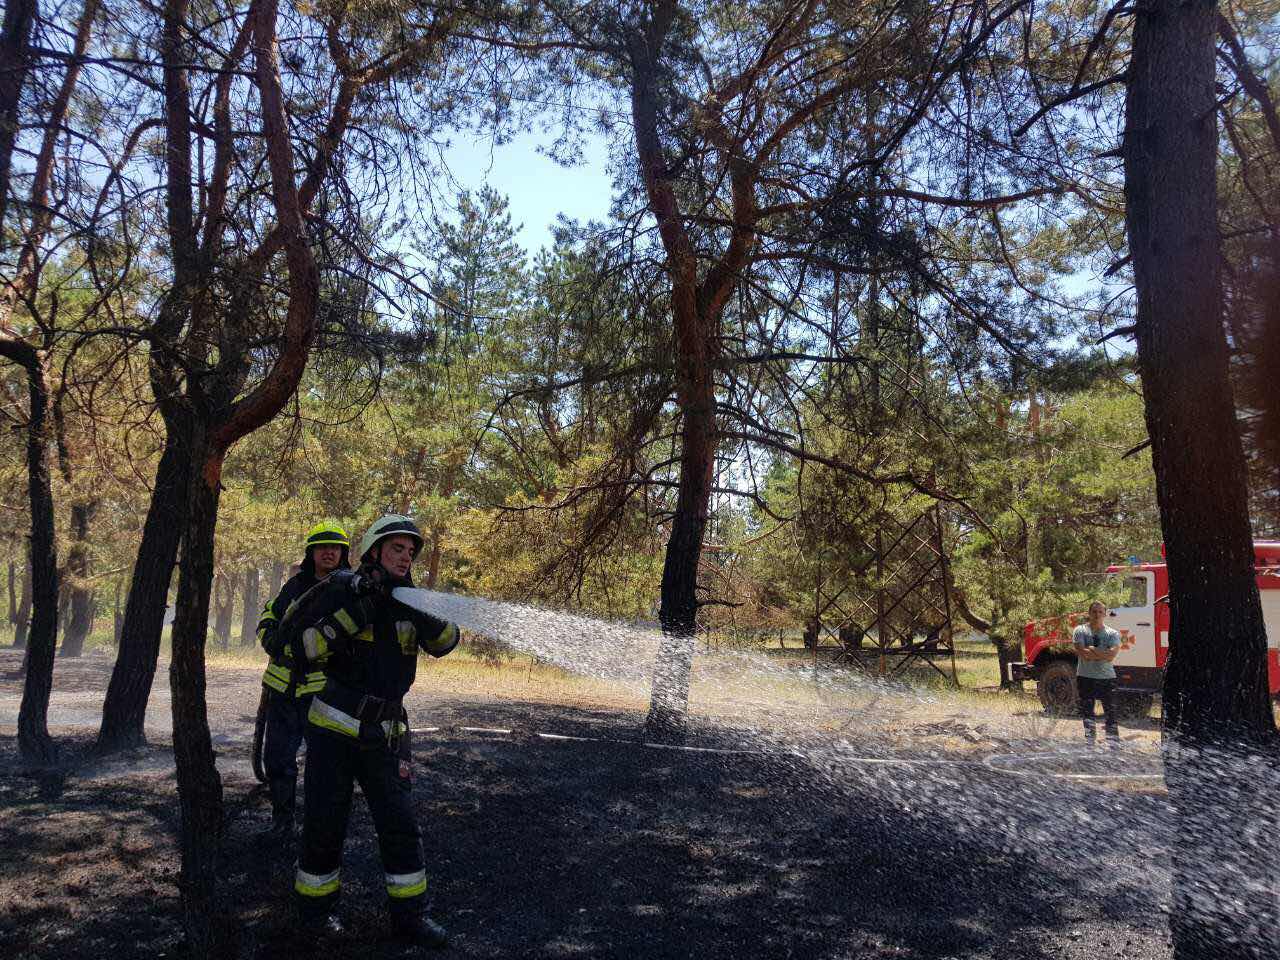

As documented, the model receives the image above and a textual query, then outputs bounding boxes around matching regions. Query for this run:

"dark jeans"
[1077,676,1119,743]
[263,690,311,818]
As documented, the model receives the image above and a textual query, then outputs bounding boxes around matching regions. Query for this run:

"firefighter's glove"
[351,566,390,598]
[329,567,387,598]
[327,569,357,592]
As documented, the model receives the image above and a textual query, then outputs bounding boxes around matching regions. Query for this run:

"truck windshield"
[1122,575,1149,608]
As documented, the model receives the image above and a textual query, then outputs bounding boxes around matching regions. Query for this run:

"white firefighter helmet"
[358,514,424,562]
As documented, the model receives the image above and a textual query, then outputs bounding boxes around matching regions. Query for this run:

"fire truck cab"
[1011,541,1280,715]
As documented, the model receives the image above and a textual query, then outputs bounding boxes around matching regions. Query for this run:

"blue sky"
[441,127,615,253]
[436,126,1122,357]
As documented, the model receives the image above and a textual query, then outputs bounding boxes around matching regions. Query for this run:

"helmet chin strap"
[364,547,412,587]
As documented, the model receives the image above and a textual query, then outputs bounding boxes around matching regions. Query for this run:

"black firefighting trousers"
[294,722,426,918]
[263,690,311,819]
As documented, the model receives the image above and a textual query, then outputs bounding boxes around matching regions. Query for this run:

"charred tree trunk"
[627,12,732,745]
[169,433,225,955]
[1124,2,1279,956]
[16,354,60,763]
[647,366,716,743]
[239,566,259,647]
[59,499,98,658]
[13,550,30,649]
[96,424,190,752]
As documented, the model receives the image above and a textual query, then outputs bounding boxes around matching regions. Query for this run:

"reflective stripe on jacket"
[259,570,325,698]
[262,661,326,696]
[279,565,459,737]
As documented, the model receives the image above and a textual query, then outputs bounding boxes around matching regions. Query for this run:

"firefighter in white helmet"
[280,514,458,950]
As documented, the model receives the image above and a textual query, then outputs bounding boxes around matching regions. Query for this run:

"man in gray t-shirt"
[1073,601,1122,747]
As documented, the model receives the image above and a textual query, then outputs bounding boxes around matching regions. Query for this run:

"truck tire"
[1116,693,1155,720]
[1037,659,1078,715]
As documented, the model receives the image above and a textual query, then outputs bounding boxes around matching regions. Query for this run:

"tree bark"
[7,558,16,631]
[0,0,37,233]
[169,432,225,955]
[239,566,259,647]
[96,424,190,752]
[57,583,70,637]
[15,354,59,763]
[112,578,124,646]
[626,8,728,744]
[59,499,99,658]
[425,533,444,590]
[212,571,233,651]
[647,366,716,742]
[13,548,30,649]
[1124,2,1279,955]
[269,559,285,597]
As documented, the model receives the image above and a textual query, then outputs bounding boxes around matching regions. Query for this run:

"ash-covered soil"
[0,648,1174,959]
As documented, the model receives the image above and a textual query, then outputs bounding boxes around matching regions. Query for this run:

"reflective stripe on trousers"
[295,866,340,897]
[386,869,427,899]
[308,697,360,737]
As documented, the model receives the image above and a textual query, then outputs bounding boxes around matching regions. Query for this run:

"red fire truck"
[1010,541,1280,715]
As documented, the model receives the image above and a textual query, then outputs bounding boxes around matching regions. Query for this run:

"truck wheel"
[1037,660,1078,715]
[1116,693,1155,720]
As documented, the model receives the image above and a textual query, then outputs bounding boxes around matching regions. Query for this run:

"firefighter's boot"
[391,913,449,951]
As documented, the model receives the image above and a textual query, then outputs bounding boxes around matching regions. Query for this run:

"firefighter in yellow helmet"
[280,514,458,950]
[256,521,350,838]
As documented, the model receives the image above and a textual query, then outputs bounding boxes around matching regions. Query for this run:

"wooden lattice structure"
[807,503,957,683]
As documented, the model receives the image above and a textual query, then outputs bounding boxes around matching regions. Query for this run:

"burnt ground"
[0,649,1175,960]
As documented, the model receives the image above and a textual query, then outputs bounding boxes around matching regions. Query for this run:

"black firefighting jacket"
[278,564,459,739]
[257,571,326,697]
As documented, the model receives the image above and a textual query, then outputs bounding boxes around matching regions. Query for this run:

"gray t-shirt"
[1073,623,1121,680]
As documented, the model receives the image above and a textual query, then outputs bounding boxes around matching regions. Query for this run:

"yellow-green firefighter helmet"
[305,520,350,550]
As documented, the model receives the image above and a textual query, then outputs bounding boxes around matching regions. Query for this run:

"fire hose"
[251,686,269,783]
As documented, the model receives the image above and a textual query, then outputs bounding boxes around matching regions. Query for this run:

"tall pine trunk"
[96,425,190,752]
[112,578,124,645]
[59,499,98,658]
[169,430,225,955]
[212,571,233,651]
[426,531,444,589]
[17,355,59,763]
[0,0,37,232]
[645,294,716,743]
[239,566,259,647]
[1124,2,1279,955]
[268,559,285,597]
[12,551,29,649]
